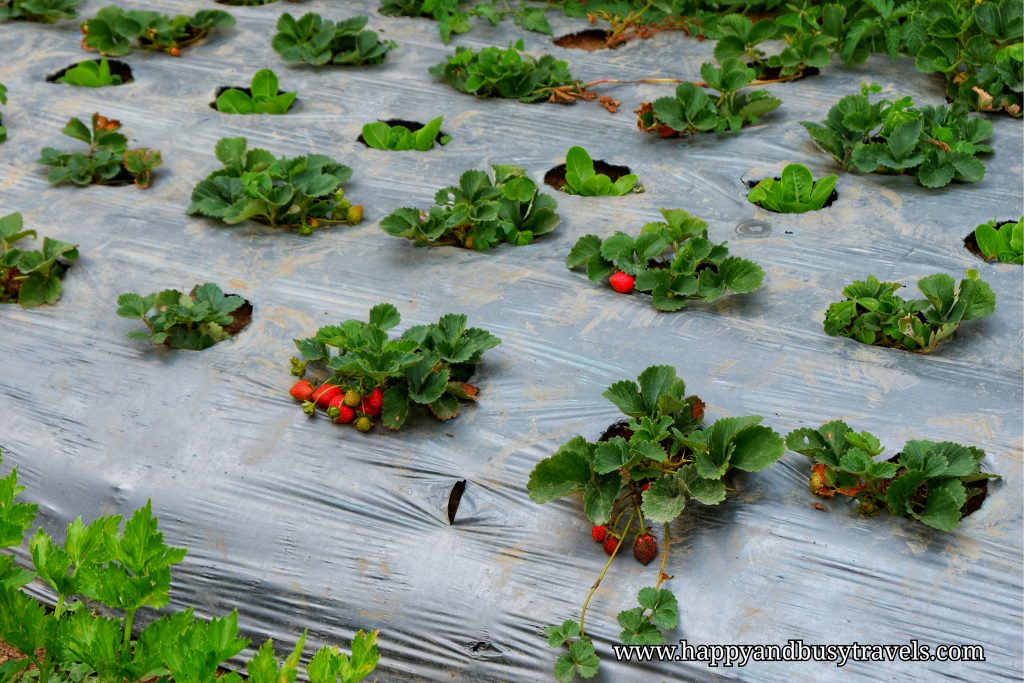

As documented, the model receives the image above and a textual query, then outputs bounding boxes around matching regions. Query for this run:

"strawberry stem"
[654,522,670,590]
[580,509,634,637]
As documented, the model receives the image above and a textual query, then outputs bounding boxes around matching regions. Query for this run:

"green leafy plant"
[567,208,764,311]
[380,164,559,249]
[0,0,78,22]
[972,216,1023,264]
[38,113,162,188]
[379,0,550,43]
[787,421,999,531]
[823,270,997,353]
[216,68,296,115]
[636,59,782,137]
[117,283,249,350]
[187,137,363,235]
[361,116,449,151]
[0,83,6,143]
[0,212,78,308]
[746,163,838,213]
[802,84,994,188]
[528,365,786,681]
[291,303,501,431]
[0,450,381,683]
[55,57,124,87]
[713,13,834,81]
[558,146,639,197]
[82,6,235,56]
[429,40,579,104]
[272,13,397,66]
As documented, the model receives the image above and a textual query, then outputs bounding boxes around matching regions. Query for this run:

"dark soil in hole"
[553,29,619,51]
[221,296,253,337]
[449,363,476,384]
[355,118,448,148]
[215,0,281,4]
[755,65,820,82]
[745,178,838,211]
[46,59,134,85]
[103,167,139,187]
[209,86,294,110]
[963,220,1014,262]
[544,160,634,193]
[447,480,467,525]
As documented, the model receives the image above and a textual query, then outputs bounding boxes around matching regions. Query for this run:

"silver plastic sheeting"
[1,1,1022,680]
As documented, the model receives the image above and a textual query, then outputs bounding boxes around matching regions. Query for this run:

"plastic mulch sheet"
[1,1,1022,680]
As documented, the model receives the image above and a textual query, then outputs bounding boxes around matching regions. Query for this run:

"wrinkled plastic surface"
[1,1,1022,681]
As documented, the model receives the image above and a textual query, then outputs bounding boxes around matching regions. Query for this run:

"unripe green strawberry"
[343,389,362,408]
[347,205,364,224]
[355,416,372,432]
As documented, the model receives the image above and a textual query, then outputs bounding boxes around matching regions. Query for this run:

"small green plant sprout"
[379,0,551,44]
[360,116,448,151]
[529,366,786,681]
[636,59,782,138]
[558,146,638,196]
[187,137,362,235]
[117,283,250,350]
[215,68,296,115]
[81,6,235,56]
[802,84,994,188]
[786,421,999,530]
[38,113,163,188]
[54,57,124,87]
[272,13,397,66]
[746,163,838,213]
[0,450,382,683]
[380,164,559,249]
[567,209,764,311]
[430,40,581,104]
[0,0,79,22]
[970,217,1023,265]
[823,270,996,353]
[0,212,78,308]
[0,83,6,143]
[290,303,501,431]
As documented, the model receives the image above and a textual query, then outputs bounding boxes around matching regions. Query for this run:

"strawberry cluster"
[289,379,383,433]
[590,524,657,565]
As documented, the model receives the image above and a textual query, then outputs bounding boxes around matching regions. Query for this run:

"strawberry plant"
[0,450,381,683]
[558,146,639,196]
[187,137,362,234]
[215,68,296,115]
[802,84,994,188]
[272,13,397,66]
[38,114,163,188]
[712,13,833,81]
[786,421,999,530]
[117,283,250,350]
[0,0,78,22]
[81,6,235,56]
[379,0,551,43]
[0,212,78,308]
[528,365,786,681]
[971,216,1023,264]
[823,270,996,353]
[54,57,124,87]
[429,40,579,103]
[636,59,782,137]
[567,208,764,310]
[361,116,449,151]
[0,83,6,143]
[746,163,838,213]
[292,303,501,431]
[380,164,559,249]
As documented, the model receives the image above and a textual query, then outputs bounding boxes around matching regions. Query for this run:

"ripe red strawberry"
[289,380,314,402]
[334,405,356,424]
[641,482,650,492]
[602,534,620,556]
[609,271,635,294]
[312,383,342,408]
[361,387,384,417]
[633,533,657,565]
[591,525,607,542]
